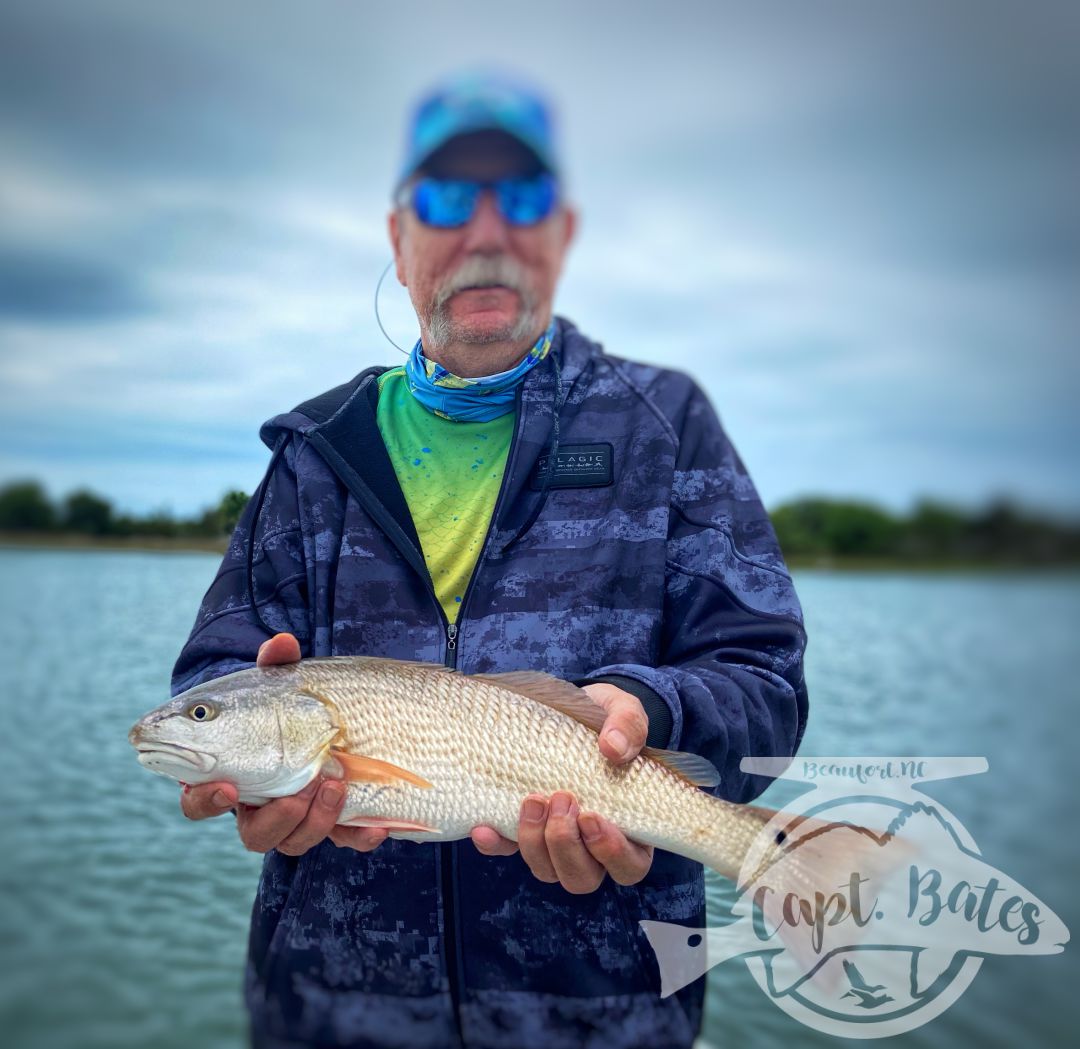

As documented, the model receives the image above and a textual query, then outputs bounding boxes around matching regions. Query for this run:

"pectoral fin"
[339,816,441,833]
[327,749,434,790]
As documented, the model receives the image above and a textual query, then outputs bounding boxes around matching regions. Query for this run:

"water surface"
[1,552,1075,1047]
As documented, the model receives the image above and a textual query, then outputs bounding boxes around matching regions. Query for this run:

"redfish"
[130,657,876,894]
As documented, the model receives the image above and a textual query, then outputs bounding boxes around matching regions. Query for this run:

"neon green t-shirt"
[375,368,514,624]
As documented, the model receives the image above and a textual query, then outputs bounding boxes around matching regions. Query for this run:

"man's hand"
[470,682,655,892]
[179,632,388,856]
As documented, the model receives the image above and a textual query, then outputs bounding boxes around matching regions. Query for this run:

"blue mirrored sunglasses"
[402,173,558,229]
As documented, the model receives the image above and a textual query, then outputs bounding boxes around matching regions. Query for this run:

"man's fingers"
[181,781,237,820]
[544,792,605,894]
[235,781,319,853]
[581,683,649,765]
[598,700,648,765]
[578,813,654,885]
[257,632,302,667]
[516,796,559,883]
[275,780,347,856]
[470,826,520,856]
[328,826,390,852]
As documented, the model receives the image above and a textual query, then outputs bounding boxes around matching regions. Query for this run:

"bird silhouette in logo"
[840,959,894,1009]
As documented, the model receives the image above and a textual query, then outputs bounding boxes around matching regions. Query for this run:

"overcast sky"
[1,0,1077,516]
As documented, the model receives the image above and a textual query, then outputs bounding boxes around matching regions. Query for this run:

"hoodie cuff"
[572,673,675,750]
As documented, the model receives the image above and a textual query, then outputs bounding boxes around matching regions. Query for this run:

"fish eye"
[186,701,217,722]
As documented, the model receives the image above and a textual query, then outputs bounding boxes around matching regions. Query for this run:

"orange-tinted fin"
[328,749,434,790]
[641,745,721,788]
[472,670,608,733]
[338,816,441,833]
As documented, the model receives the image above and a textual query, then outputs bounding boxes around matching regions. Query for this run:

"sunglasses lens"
[497,174,557,225]
[410,175,557,227]
[412,179,478,228]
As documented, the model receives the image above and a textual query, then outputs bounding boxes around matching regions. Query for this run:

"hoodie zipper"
[328,378,529,1045]
[450,383,527,627]
[439,618,464,1047]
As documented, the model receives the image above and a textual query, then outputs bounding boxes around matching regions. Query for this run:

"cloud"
[0,246,154,322]
[0,0,1077,515]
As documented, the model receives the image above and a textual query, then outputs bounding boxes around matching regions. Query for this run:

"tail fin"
[645,802,916,997]
[746,815,913,993]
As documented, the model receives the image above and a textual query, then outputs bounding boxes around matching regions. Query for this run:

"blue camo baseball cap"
[396,71,559,191]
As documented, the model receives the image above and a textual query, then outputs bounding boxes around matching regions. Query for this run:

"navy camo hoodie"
[172,317,808,1049]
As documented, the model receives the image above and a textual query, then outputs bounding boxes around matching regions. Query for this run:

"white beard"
[423,255,539,351]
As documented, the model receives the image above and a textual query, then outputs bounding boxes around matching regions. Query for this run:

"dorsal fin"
[473,670,721,786]
[471,670,608,734]
[642,745,722,788]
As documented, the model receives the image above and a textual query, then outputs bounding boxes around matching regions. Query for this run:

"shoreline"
[0,532,228,555]
[782,557,1079,574]
[1,533,1076,572]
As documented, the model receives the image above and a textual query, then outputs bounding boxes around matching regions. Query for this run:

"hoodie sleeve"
[578,379,808,804]
[170,438,311,697]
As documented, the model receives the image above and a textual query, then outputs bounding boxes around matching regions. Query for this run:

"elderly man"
[177,73,808,1049]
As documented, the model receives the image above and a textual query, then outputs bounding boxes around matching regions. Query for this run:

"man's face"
[389,132,576,371]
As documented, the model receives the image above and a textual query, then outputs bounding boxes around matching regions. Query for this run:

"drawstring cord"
[246,436,288,638]
[497,348,564,556]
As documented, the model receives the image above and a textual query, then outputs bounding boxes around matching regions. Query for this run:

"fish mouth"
[133,741,217,774]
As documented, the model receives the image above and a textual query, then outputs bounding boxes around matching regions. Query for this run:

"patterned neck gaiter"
[404,320,556,421]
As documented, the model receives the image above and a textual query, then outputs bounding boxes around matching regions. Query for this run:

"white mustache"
[434,256,529,309]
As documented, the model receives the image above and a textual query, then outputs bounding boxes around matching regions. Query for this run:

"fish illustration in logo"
[642,800,1069,1012]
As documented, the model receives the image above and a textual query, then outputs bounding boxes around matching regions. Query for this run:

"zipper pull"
[446,622,458,652]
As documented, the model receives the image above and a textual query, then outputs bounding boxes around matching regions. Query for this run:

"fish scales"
[338,658,780,877]
[307,658,711,849]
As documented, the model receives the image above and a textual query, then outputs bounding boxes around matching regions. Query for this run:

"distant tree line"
[1,480,1078,564]
[0,480,249,539]
[770,496,1080,565]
